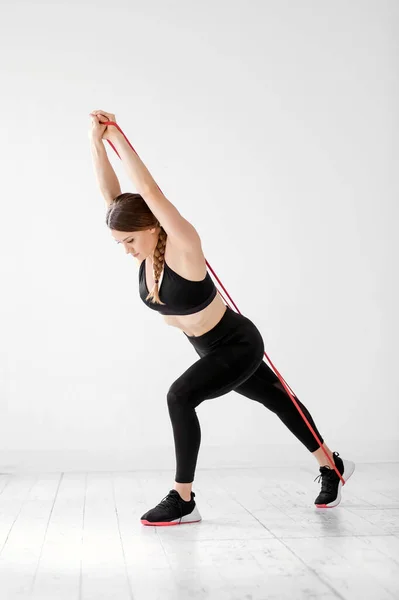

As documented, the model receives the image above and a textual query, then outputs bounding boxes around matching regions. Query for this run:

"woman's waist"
[164,293,227,336]
[184,304,261,349]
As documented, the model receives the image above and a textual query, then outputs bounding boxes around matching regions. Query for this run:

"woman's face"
[111,227,160,260]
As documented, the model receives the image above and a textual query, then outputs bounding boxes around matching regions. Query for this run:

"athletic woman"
[89,110,355,526]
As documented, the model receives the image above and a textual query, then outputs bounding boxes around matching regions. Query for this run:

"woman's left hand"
[89,109,118,140]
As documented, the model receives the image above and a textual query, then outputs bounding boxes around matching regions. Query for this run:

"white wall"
[1,0,397,472]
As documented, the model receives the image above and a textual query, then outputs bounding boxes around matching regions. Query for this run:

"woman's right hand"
[88,113,108,143]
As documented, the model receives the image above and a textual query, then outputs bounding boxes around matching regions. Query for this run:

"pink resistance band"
[103,120,345,485]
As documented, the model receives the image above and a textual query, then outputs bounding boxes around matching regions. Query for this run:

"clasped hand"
[89,109,118,142]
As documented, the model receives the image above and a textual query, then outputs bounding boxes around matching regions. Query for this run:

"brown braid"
[145,225,168,305]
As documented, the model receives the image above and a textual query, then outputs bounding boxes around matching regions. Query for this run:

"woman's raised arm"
[89,113,122,207]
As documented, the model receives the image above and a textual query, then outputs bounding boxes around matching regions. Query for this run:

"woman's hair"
[105,192,167,305]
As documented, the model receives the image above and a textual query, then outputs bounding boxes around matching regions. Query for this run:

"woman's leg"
[167,335,265,493]
[234,357,356,509]
[140,308,266,524]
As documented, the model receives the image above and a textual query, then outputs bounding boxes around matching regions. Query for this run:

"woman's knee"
[166,386,192,413]
[166,388,182,409]
[167,384,202,414]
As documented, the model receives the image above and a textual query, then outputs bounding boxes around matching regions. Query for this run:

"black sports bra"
[139,258,217,316]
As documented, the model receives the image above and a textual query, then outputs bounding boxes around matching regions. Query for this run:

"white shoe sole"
[315,457,356,509]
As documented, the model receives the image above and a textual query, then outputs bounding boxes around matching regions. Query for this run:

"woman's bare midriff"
[163,293,227,337]
[144,236,227,338]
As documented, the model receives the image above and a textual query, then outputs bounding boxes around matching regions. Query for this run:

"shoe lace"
[314,467,337,494]
[158,492,183,520]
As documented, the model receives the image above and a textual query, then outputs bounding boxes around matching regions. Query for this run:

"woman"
[89,110,355,526]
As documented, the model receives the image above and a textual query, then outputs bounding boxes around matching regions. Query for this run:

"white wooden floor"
[0,463,398,600]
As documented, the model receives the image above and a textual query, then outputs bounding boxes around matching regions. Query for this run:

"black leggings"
[167,306,324,483]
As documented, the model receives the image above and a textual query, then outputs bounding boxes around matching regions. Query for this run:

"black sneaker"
[140,489,202,526]
[314,451,356,508]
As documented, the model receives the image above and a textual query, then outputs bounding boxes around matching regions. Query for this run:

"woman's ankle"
[312,443,334,467]
[174,481,193,501]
